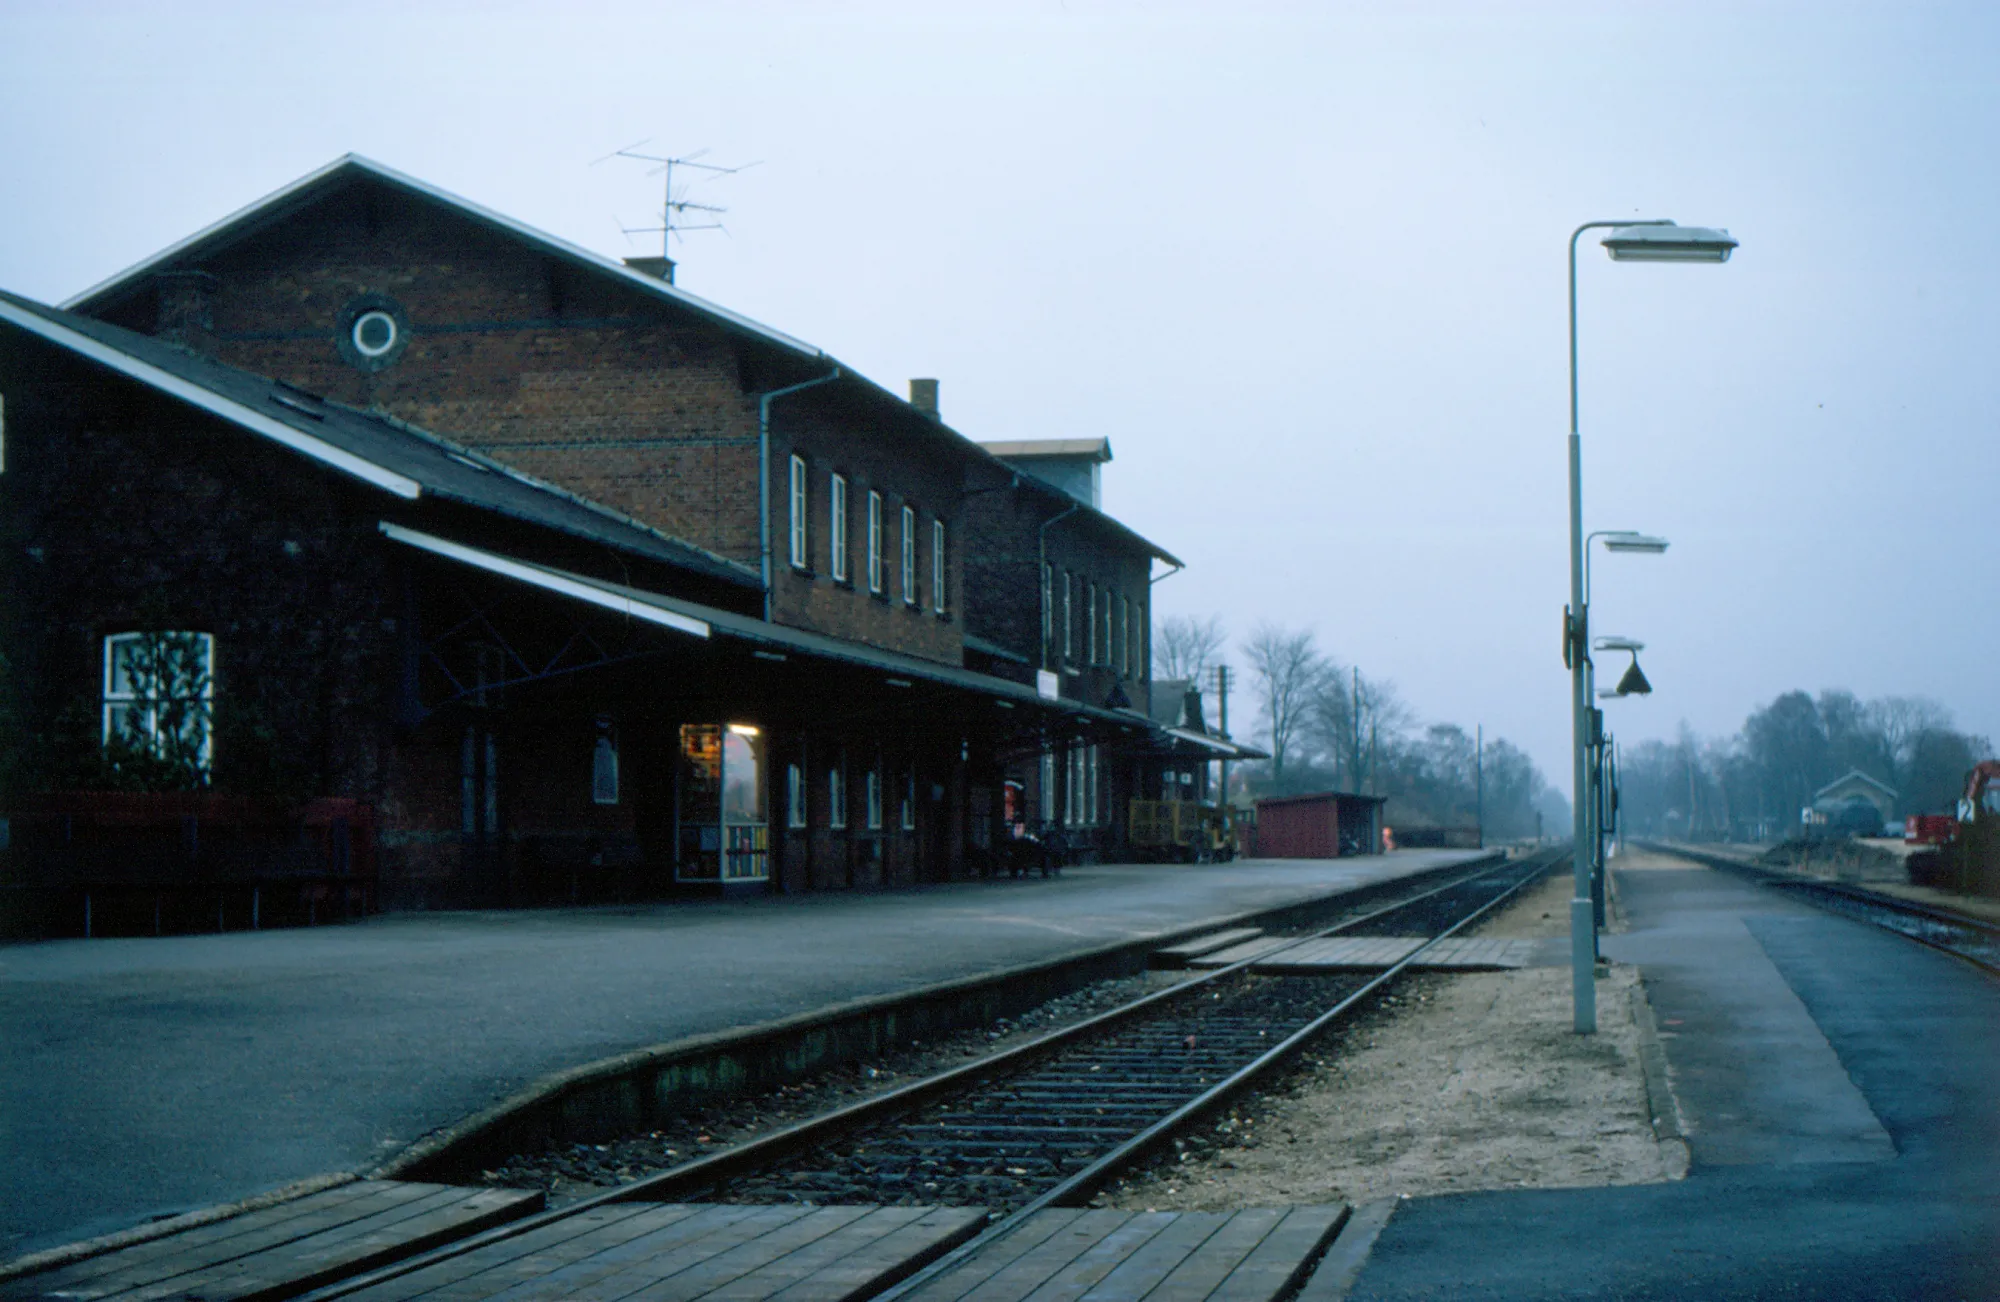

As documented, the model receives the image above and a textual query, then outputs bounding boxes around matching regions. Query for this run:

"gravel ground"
[479,970,1188,1203]
[1098,869,1687,1210]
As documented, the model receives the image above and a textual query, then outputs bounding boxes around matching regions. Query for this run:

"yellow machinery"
[1128,800,1235,863]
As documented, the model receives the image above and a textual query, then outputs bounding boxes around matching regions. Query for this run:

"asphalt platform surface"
[1343,856,2000,1301]
[0,850,1485,1260]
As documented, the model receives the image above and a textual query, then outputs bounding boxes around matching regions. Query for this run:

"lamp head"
[1602,533,1670,554]
[1602,222,1737,263]
[1614,656,1653,697]
[1594,636,1645,653]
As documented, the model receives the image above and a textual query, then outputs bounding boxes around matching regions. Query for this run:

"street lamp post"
[1566,219,1734,1034]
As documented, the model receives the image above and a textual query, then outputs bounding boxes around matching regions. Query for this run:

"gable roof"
[63,154,822,360]
[60,154,1183,572]
[0,289,758,589]
[1813,769,1898,802]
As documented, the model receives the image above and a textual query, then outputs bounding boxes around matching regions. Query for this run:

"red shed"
[1253,791,1387,859]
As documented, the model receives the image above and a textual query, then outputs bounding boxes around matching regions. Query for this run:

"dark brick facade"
[87,180,968,667]
[2,158,1200,921]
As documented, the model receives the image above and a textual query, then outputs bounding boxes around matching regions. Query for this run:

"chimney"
[623,255,676,285]
[909,377,939,419]
[153,270,218,353]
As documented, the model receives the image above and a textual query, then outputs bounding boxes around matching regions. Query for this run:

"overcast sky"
[3,0,1994,785]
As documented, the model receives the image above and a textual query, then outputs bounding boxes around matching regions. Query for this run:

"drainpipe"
[757,367,842,621]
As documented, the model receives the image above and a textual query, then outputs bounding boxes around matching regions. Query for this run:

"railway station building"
[0,155,1256,930]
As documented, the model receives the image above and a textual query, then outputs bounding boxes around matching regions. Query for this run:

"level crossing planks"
[1149,930,1265,969]
[336,1204,988,1302]
[899,1206,1348,1302]
[1191,936,1534,973]
[1,1182,543,1302]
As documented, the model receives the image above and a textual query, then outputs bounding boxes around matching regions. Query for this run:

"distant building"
[1811,770,1898,833]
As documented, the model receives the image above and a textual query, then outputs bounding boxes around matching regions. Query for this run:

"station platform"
[1328,852,2000,1300]
[0,850,1486,1263]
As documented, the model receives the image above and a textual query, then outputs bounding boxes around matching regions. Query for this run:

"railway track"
[282,847,1560,1301]
[1641,842,2000,975]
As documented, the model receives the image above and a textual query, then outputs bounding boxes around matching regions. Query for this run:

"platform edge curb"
[0,1171,358,1283]
[370,853,1502,1181]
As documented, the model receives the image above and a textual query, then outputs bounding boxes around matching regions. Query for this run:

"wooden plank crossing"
[1,1181,543,1302]
[1150,930,1264,969]
[899,1206,1349,1302]
[1182,938,1297,968]
[336,1204,989,1302]
[1201,936,1535,973]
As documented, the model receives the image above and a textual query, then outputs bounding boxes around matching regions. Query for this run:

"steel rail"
[870,849,1561,1302]
[295,849,1546,1302]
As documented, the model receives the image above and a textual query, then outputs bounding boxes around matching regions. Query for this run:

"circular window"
[336,294,410,372]
[351,310,398,358]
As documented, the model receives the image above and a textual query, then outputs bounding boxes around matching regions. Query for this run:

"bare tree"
[1153,614,1227,684]
[1308,666,1412,793]
[1867,696,1953,773]
[1242,624,1325,782]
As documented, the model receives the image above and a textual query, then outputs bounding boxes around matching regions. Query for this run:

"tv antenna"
[594,141,759,261]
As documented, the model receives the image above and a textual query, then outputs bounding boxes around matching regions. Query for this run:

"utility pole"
[1213,664,1233,809]
[1476,724,1485,850]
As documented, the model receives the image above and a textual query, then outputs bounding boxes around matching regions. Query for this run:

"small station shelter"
[1252,791,1387,859]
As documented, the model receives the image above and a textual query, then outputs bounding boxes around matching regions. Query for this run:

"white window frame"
[788,454,809,569]
[901,505,917,606]
[901,771,916,831]
[1062,572,1073,662]
[1040,564,1052,652]
[1039,750,1056,823]
[829,763,848,830]
[932,519,947,614]
[866,767,884,830]
[102,630,216,773]
[1116,594,1129,677]
[1104,597,1114,673]
[1087,584,1097,665]
[787,761,807,828]
[830,473,849,582]
[867,491,884,594]
[1088,745,1101,825]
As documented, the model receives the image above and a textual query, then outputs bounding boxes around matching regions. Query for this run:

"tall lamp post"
[1566,220,1734,1034]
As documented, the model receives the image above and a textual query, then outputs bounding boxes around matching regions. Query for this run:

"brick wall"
[962,485,1153,708]
[92,180,976,664]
